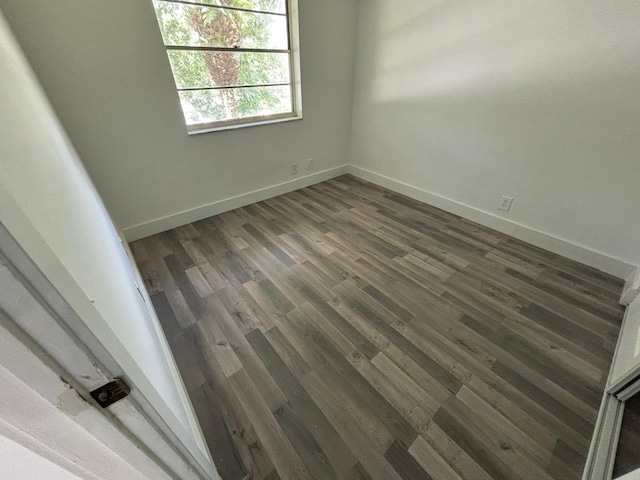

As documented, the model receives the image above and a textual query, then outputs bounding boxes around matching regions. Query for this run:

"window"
[152,0,301,133]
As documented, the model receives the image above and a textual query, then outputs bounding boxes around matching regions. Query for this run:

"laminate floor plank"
[301,372,404,480]
[283,307,417,449]
[190,322,275,479]
[232,369,313,479]
[131,175,624,479]
[247,328,358,478]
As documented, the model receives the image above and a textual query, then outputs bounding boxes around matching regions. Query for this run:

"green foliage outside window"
[153,0,292,126]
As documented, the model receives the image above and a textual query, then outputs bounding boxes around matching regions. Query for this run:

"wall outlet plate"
[291,163,298,175]
[499,196,514,211]
[306,158,313,170]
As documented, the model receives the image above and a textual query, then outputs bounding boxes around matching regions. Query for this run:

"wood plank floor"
[131,175,626,480]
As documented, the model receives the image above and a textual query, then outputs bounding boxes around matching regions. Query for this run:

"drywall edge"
[122,165,349,241]
[117,232,212,463]
[621,267,640,305]
[348,165,634,280]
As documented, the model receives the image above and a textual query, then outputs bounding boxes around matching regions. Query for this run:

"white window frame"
[154,0,302,135]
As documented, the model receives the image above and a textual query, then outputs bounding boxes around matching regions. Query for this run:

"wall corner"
[621,266,640,305]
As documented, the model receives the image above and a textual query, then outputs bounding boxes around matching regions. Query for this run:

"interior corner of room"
[1,0,640,480]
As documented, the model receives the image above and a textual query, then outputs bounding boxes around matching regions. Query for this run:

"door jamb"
[0,221,219,480]
[583,304,640,480]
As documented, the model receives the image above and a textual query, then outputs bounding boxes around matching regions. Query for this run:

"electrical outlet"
[498,196,514,212]
[291,163,298,175]
[306,158,314,171]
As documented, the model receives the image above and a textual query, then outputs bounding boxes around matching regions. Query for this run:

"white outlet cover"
[291,163,298,174]
[499,196,514,211]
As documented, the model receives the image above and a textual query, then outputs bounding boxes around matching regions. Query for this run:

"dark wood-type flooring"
[131,175,626,480]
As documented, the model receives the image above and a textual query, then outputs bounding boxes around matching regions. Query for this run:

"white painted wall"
[611,259,640,386]
[0,273,177,480]
[0,434,83,480]
[0,0,358,237]
[0,10,209,471]
[621,263,640,305]
[4,0,634,276]
[0,364,154,480]
[617,469,640,480]
[349,0,640,276]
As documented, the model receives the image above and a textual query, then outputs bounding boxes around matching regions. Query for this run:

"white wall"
[0,434,83,480]
[0,363,154,480]
[349,0,640,277]
[0,270,177,480]
[0,10,209,470]
[0,0,358,238]
[2,0,636,277]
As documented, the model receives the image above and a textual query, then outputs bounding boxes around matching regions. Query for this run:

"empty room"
[1,1,640,479]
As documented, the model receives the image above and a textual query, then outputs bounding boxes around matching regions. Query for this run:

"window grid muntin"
[154,0,296,129]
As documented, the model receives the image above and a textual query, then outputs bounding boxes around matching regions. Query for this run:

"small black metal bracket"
[90,378,131,408]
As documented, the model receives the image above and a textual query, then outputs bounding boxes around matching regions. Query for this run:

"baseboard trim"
[122,162,634,279]
[122,165,349,241]
[347,165,634,280]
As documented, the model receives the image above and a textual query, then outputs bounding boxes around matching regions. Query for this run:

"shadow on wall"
[350,0,640,266]
[358,1,638,101]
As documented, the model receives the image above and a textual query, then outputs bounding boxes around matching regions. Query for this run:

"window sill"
[187,114,303,135]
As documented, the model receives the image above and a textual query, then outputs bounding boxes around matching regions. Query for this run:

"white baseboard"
[347,165,635,280]
[121,162,634,280]
[122,165,349,241]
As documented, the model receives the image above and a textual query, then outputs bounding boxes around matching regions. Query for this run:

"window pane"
[154,1,288,50]
[168,51,290,89]
[177,0,286,14]
[178,85,292,125]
